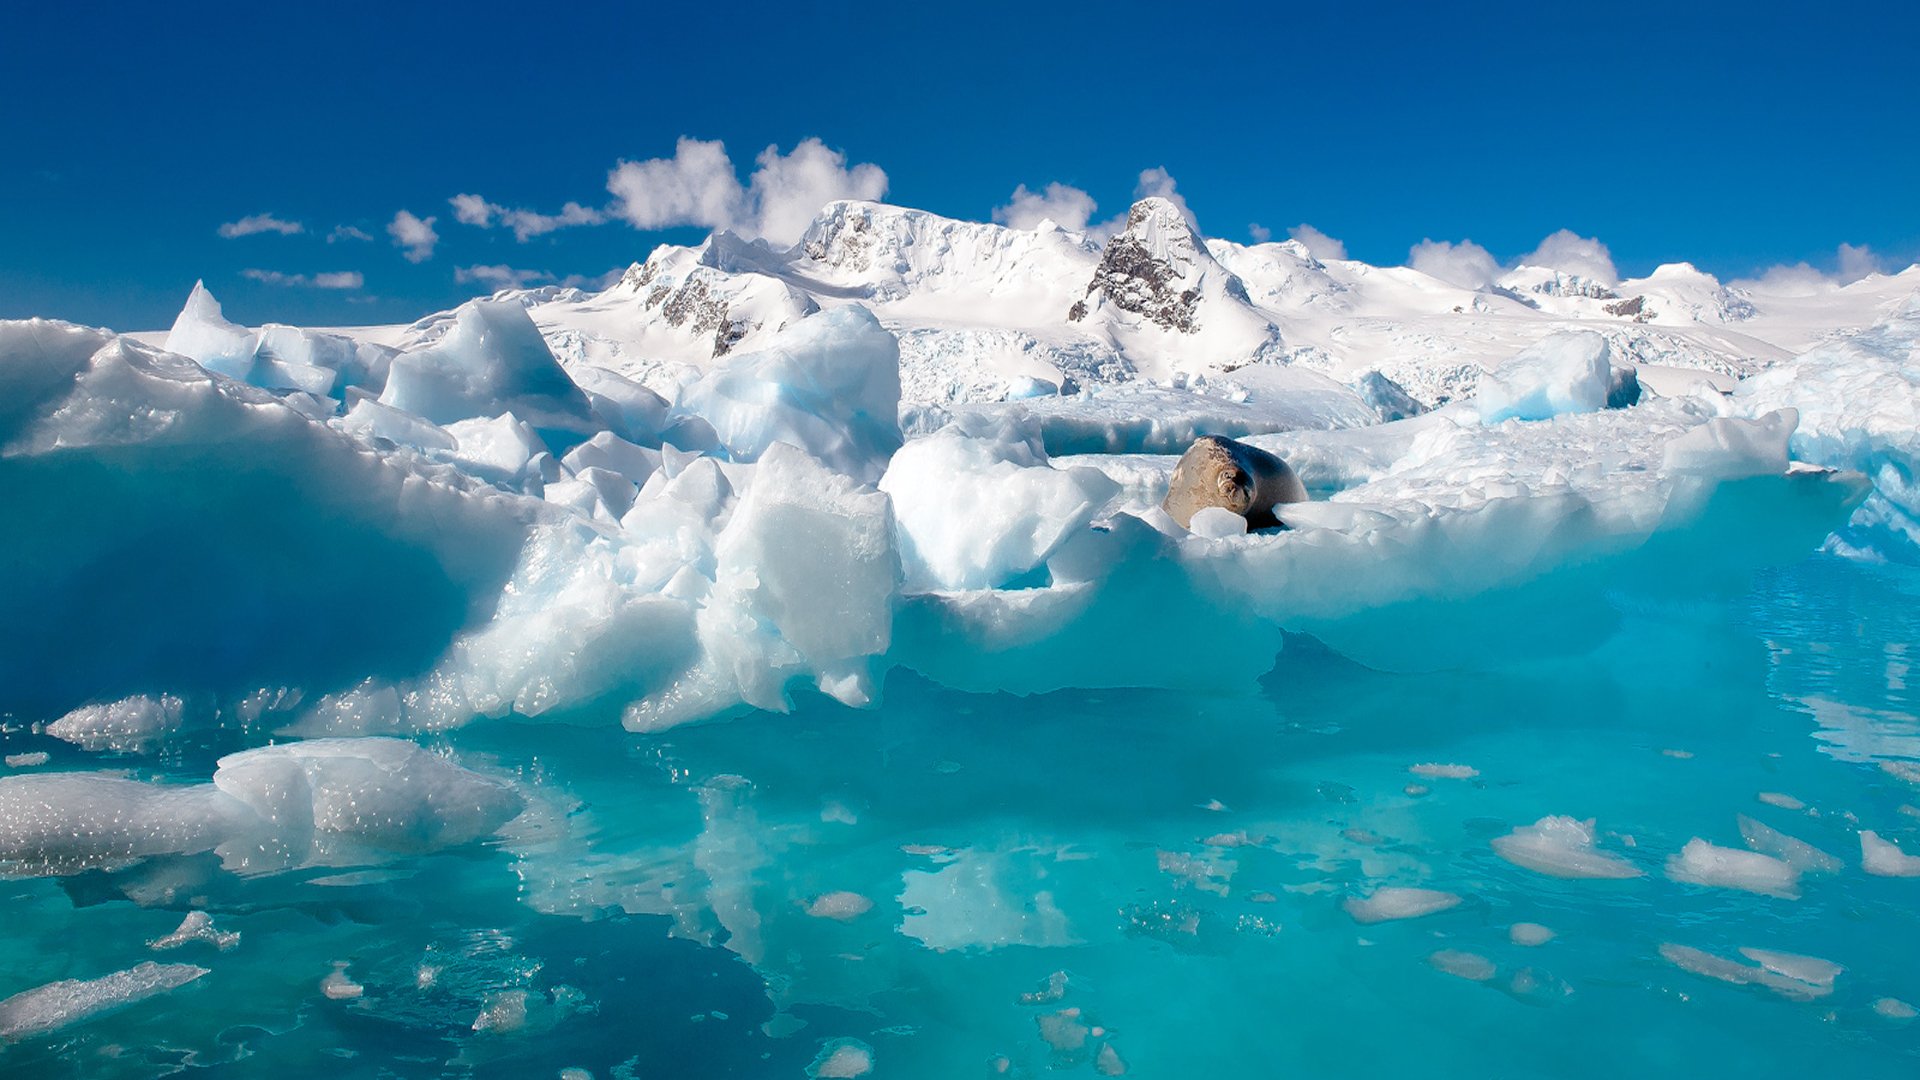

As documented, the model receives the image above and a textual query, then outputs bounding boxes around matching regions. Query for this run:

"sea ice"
[804,892,874,921]
[1736,814,1841,874]
[1490,817,1641,879]
[1509,922,1556,946]
[806,1037,875,1078]
[1859,830,1920,877]
[0,961,208,1042]
[1474,332,1617,424]
[147,911,240,952]
[379,300,595,433]
[1342,886,1462,924]
[46,693,187,753]
[1409,763,1479,780]
[1665,839,1800,898]
[1428,949,1497,982]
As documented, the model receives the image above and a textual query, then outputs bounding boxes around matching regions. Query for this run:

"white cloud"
[388,210,439,263]
[1247,223,1272,244]
[604,136,885,247]
[328,225,372,243]
[453,264,624,293]
[241,268,363,289]
[1287,223,1347,261]
[993,182,1097,232]
[1520,228,1619,284]
[1408,238,1500,289]
[1733,242,1895,295]
[456,264,550,291]
[1837,242,1886,284]
[450,194,605,241]
[219,213,304,238]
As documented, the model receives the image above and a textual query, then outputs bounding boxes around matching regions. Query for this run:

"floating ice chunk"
[570,366,669,446]
[321,961,364,1001]
[445,414,548,479]
[213,738,524,861]
[472,989,528,1032]
[1409,763,1479,780]
[1659,943,1838,1001]
[1342,886,1462,924]
[1510,922,1555,947]
[1665,838,1799,897]
[1429,949,1497,982]
[1036,1009,1090,1052]
[148,911,240,952]
[880,413,1120,590]
[0,773,246,875]
[1756,792,1805,810]
[804,892,874,921]
[337,397,456,451]
[1475,332,1614,423]
[1660,409,1795,480]
[1736,814,1841,874]
[4,752,49,768]
[0,961,209,1042]
[1094,1041,1129,1076]
[1860,830,1920,877]
[163,282,258,383]
[675,305,901,483]
[807,1037,875,1078]
[1875,997,1918,1020]
[46,693,186,753]
[562,431,662,488]
[1491,817,1641,879]
[1187,506,1248,539]
[1738,948,1842,992]
[379,300,593,430]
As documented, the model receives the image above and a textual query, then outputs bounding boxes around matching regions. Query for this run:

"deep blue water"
[4,553,1920,1078]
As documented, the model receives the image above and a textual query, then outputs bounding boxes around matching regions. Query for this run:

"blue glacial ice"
[1,288,1919,1075]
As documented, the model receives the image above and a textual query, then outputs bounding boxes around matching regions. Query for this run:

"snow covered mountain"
[353,196,1916,424]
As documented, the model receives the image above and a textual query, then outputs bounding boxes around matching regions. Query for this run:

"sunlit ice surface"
[1,555,1918,1077]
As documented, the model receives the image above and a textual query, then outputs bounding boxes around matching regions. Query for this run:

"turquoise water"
[4,553,1920,1077]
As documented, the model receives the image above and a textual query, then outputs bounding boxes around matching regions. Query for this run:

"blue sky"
[3,0,1915,330]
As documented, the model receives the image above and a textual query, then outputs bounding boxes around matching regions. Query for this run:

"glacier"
[2,197,1920,1076]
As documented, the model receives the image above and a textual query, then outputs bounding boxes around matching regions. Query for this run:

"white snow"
[1665,838,1800,898]
[1491,817,1641,879]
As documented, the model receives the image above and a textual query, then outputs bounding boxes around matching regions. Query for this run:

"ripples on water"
[3,554,1920,1077]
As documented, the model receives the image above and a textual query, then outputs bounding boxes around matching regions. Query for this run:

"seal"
[1162,434,1306,531]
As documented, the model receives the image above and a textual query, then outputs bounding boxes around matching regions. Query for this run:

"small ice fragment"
[805,892,874,921]
[1019,971,1069,1004]
[4,752,48,768]
[1404,785,1429,798]
[0,961,209,1042]
[1874,997,1917,1020]
[1428,949,1497,982]
[147,910,240,952]
[321,962,363,1000]
[1036,1008,1089,1052]
[1095,1041,1129,1076]
[1410,763,1478,780]
[1203,831,1260,848]
[1757,792,1805,810]
[1491,817,1641,879]
[762,1013,807,1038]
[1737,814,1841,874]
[1188,506,1247,539]
[820,800,859,825]
[473,989,529,1033]
[1665,839,1800,898]
[559,1070,593,1080]
[1343,887,1462,924]
[1661,749,1694,759]
[1510,922,1556,947]
[1860,831,1920,877]
[1198,799,1231,813]
[807,1037,875,1078]
[1739,948,1842,991]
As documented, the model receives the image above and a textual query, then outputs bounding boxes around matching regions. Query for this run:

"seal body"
[1162,435,1306,530]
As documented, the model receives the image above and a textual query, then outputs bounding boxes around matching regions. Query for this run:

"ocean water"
[3,553,1919,1077]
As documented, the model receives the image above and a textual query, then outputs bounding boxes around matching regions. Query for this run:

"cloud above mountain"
[605,137,887,247]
